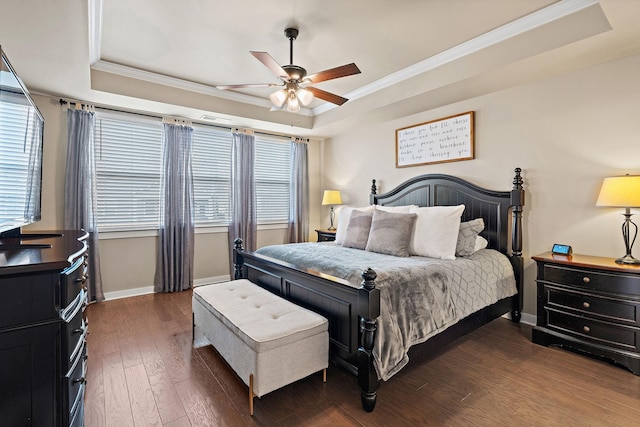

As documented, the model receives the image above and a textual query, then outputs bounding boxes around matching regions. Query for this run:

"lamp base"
[615,254,640,265]
[327,226,336,231]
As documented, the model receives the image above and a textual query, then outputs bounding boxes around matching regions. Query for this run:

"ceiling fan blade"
[306,63,361,84]
[307,87,349,106]
[216,83,279,90]
[250,51,289,79]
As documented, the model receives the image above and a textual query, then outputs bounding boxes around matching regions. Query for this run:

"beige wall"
[27,51,640,311]
[323,53,640,319]
[26,95,323,295]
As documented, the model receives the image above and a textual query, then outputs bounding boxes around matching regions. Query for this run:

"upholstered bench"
[192,279,329,415]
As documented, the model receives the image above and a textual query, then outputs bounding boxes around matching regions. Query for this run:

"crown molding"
[88,0,598,117]
[91,60,314,115]
[313,0,600,115]
[88,0,103,65]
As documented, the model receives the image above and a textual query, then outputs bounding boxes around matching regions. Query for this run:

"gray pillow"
[456,218,485,257]
[365,210,417,257]
[342,210,374,250]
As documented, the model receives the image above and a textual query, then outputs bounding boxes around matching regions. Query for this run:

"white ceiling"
[1,0,639,137]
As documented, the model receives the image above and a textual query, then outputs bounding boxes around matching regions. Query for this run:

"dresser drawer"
[543,264,640,296]
[63,307,87,370]
[546,286,640,326]
[546,309,638,351]
[69,398,84,427]
[61,256,87,309]
[65,340,87,418]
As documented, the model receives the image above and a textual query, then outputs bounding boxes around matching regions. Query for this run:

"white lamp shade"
[296,88,314,106]
[286,94,300,112]
[596,175,640,207]
[322,190,343,205]
[270,89,287,108]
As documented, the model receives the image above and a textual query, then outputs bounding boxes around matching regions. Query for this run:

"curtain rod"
[58,98,301,140]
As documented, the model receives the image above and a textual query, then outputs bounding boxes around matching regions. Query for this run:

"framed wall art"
[396,111,474,168]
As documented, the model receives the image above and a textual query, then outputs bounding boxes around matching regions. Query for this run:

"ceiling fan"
[215,27,361,112]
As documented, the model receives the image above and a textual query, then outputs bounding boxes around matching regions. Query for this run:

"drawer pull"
[73,377,86,385]
[72,327,83,335]
[582,301,590,309]
[582,276,591,283]
[583,326,591,333]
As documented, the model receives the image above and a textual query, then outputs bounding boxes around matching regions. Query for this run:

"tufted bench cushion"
[192,279,328,415]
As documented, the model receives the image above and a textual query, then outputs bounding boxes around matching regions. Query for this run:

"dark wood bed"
[233,168,525,412]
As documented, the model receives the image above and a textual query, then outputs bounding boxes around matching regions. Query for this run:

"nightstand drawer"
[315,229,336,242]
[546,287,640,326]
[544,264,640,295]
[546,309,638,351]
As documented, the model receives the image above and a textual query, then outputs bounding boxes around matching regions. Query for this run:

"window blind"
[92,110,294,232]
[0,94,42,227]
[255,135,291,224]
[94,114,163,231]
[192,125,232,226]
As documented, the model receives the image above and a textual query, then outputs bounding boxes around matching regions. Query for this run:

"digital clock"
[552,243,572,255]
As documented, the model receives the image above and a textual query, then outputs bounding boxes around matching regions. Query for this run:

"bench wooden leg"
[249,374,254,416]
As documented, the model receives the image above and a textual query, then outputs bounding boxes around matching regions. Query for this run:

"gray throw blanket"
[256,243,516,380]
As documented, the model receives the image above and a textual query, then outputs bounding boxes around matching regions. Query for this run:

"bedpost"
[233,238,245,280]
[369,179,377,205]
[510,168,525,322]
[357,268,380,412]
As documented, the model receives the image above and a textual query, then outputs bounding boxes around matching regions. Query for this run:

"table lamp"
[321,190,343,231]
[596,174,640,264]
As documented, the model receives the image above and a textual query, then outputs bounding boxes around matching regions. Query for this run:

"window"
[255,135,291,224]
[94,111,294,232]
[191,125,231,226]
[0,93,42,228]
[94,114,163,231]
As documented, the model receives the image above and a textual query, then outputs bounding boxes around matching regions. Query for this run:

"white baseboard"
[103,274,231,301]
[103,286,154,301]
[501,311,536,326]
[520,312,536,326]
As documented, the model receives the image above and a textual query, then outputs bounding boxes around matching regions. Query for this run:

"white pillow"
[375,205,415,213]
[335,205,375,245]
[409,205,465,260]
[474,235,489,252]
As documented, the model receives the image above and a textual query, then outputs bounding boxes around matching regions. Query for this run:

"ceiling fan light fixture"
[296,87,314,106]
[286,93,300,112]
[221,28,359,111]
[269,89,288,108]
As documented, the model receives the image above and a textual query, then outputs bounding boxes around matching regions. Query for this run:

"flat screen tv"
[0,46,44,238]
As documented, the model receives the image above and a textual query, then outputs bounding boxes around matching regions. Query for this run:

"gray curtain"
[228,131,256,271]
[154,121,194,293]
[288,138,309,243]
[65,107,104,302]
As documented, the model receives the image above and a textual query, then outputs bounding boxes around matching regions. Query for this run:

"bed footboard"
[233,238,382,411]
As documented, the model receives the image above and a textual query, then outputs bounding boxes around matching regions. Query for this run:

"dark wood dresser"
[532,252,640,375]
[0,230,89,426]
[315,229,336,242]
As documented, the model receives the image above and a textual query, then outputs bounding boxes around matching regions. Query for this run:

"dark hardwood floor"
[85,290,640,426]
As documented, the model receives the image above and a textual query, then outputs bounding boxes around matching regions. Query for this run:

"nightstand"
[532,252,640,375]
[315,229,336,242]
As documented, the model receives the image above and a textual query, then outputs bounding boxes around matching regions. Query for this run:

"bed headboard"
[370,168,524,258]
